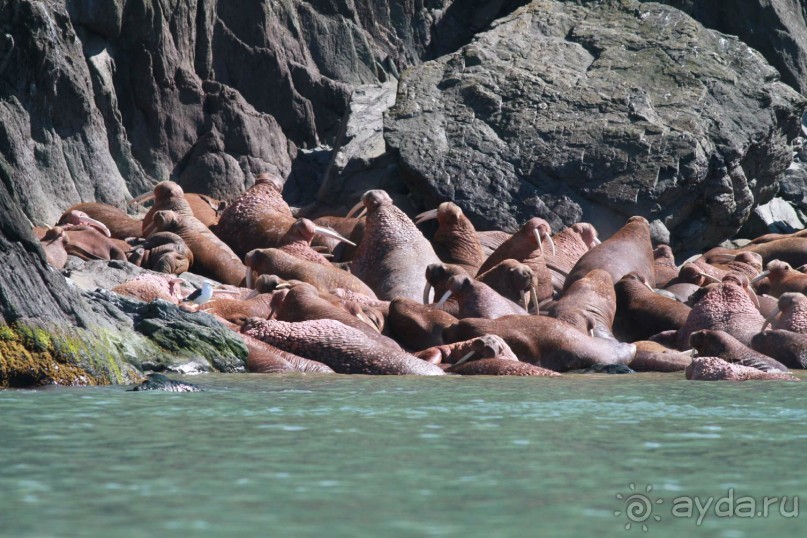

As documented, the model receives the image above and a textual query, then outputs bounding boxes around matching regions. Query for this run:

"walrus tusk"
[245,269,254,289]
[142,221,156,237]
[72,214,111,237]
[346,199,365,219]
[762,306,780,332]
[414,209,439,225]
[546,234,556,257]
[696,271,721,284]
[592,236,601,245]
[423,282,433,304]
[746,287,761,310]
[751,270,771,284]
[682,349,696,357]
[533,229,545,257]
[129,191,156,206]
[436,290,452,309]
[530,286,539,314]
[522,291,529,311]
[312,225,357,247]
[454,350,476,367]
[357,312,381,333]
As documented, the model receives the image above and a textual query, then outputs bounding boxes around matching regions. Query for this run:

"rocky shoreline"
[3,0,807,387]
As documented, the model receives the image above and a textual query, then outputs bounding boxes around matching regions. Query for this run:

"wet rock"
[574,364,636,375]
[385,0,805,250]
[128,373,203,392]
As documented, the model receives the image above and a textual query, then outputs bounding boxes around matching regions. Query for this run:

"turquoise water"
[1,373,806,537]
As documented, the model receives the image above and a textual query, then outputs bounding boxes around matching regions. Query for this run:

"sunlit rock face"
[385,0,805,250]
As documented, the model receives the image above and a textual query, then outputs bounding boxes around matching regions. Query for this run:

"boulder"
[647,0,807,96]
[737,197,805,239]
[385,0,806,249]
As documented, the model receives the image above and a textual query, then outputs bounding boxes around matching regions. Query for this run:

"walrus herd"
[34,174,807,381]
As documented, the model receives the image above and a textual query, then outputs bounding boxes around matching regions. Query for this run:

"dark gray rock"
[0,156,142,387]
[128,373,204,392]
[647,0,807,96]
[297,81,402,212]
[2,0,458,228]
[385,0,806,250]
[0,0,133,226]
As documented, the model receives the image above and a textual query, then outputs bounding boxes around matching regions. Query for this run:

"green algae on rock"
[0,321,142,388]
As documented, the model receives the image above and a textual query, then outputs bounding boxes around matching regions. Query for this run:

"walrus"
[448,359,560,376]
[241,333,335,374]
[111,274,188,304]
[702,252,763,281]
[436,274,527,319]
[245,247,376,299]
[214,174,296,258]
[751,260,807,297]
[241,318,445,375]
[614,272,691,342]
[443,315,636,372]
[56,209,113,237]
[759,292,807,333]
[747,228,807,245]
[39,226,127,268]
[350,190,442,302]
[277,218,355,266]
[136,181,196,236]
[414,201,486,275]
[149,210,247,286]
[659,274,764,350]
[652,245,679,288]
[475,218,555,302]
[422,263,467,316]
[548,268,615,339]
[414,335,518,365]
[202,293,275,326]
[66,202,143,240]
[270,283,398,348]
[544,222,601,291]
[563,216,654,293]
[388,298,459,351]
[705,237,807,268]
[630,341,692,372]
[127,231,193,275]
[685,357,798,381]
[689,329,788,373]
[475,259,538,312]
[751,330,807,369]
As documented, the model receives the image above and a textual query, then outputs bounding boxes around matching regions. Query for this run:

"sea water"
[1,373,806,537]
